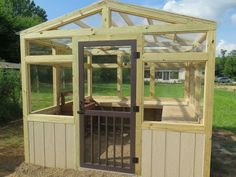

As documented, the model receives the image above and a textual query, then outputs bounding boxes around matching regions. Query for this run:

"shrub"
[0,69,22,124]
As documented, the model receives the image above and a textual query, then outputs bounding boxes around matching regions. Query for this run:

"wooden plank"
[142,122,204,134]
[25,55,73,64]
[28,122,35,163]
[135,35,144,176]
[72,36,80,169]
[119,13,134,26]
[165,131,180,177]
[203,31,216,177]
[74,20,90,28]
[23,23,215,40]
[195,134,205,177]
[117,54,123,97]
[28,114,74,124]
[194,65,201,115]
[150,63,155,97]
[152,130,166,177]
[20,37,30,162]
[87,55,92,97]
[44,123,55,167]
[66,124,75,169]
[141,130,152,177]
[34,122,45,166]
[143,52,208,62]
[55,123,66,168]
[53,65,61,106]
[184,64,190,101]
[189,65,195,104]
[102,6,111,28]
[179,132,195,177]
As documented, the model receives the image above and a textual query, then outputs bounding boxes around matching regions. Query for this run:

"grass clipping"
[8,163,133,177]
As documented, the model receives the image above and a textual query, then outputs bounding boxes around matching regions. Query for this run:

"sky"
[34,0,236,56]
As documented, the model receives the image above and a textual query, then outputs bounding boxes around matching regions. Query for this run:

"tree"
[223,56,236,78]
[0,0,47,63]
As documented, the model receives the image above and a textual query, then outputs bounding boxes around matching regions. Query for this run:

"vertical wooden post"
[135,35,144,176]
[150,63,155,98]
[194,64,201,118]
[203,31,216,177]
[189,64,195,104]
[53,65,61,106]
[117,53,123,97]
[52,47,61,106]
[87,54,92,98]
[20,36,30,162]
[184,64,190,102]
[72,37,80,169]
[102,6,111,28]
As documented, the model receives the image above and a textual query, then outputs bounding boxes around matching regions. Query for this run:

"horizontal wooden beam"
[143,52,208,62]
[25,55,73,64]
[23,23,214,40]
[142,122,205,133]
[28,114,74,124]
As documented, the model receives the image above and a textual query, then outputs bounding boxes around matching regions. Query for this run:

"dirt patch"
[7,163,134,177]
[0,120,24,177]
[211,129,236,177]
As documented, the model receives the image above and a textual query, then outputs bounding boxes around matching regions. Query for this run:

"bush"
[0,69,22,125]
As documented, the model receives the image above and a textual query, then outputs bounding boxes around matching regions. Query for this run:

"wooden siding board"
[55,123,66,168]
[152,130,166,177]
[194,133,205,177]
[180,132,195,177]
[141,129,152,177]
[44,123,56,168]
[34,122,45,166]
[165,131,180,177]
[66,124,75,169]
[28,122,35,163]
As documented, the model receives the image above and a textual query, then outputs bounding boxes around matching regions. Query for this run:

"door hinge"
[132,157,139,164]
[133,52,140,59]
[132,106,139,112]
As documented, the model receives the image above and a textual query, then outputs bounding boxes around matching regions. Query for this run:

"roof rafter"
[119,13,134,26]
[74,20,90,28]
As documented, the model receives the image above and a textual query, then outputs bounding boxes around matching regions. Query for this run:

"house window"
[156,71,162,79]
[163,72,169,80]
[170,71,179,79]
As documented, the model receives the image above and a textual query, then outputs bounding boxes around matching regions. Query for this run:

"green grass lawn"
[31,83,236,133]
[214,89,236,133]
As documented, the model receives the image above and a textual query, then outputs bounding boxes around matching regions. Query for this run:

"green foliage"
[0,0,47,63]
[0,69,22,124]
[215,49,236,78]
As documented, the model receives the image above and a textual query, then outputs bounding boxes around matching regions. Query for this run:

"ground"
[0,86,236,177]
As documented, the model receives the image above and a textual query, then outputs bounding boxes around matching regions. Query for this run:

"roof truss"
[21,0,216,35]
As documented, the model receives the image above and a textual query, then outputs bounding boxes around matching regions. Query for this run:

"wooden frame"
[20,1,216,176]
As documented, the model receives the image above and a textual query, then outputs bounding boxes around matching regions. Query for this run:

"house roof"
[20,0,216,35]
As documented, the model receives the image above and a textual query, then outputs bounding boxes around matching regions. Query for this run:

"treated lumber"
[102,6,111,28]
[117,54,123,97]
[143,52,208,62]
[74,20,90,28]
[23,23,216,40]
[25,55,73,64]
[87,55,92,97]
[119,13,134,26]
[203,30,216,177]
[150,63,155,97]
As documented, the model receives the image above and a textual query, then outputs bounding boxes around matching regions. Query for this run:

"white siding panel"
[55,123,66,168]
[180,132,195,177]
[44,123,55,168]
[142,129,152,177]
[66,124,75,169]
[28,121,35,163]
[152,130,166,177]
[34,122,45,166]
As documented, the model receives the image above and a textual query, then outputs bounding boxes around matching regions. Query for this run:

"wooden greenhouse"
[20,0,216,176]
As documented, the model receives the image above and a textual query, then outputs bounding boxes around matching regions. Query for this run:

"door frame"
[78,40,137,173]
